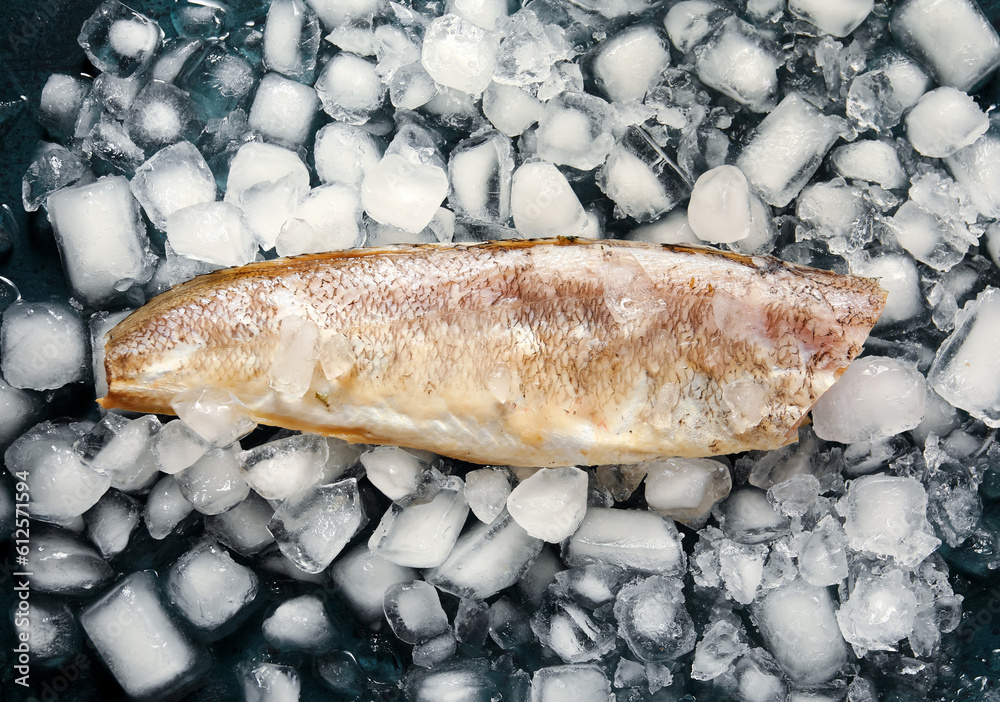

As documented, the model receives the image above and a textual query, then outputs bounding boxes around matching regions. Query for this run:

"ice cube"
[716,487,789,544]
[275,183,365,256]
[448,131,514,223]
[76,413,161,492]
[144,474,195,540]
[691,619,749,681]
[598,126,691,223]
[80,571,209,700]
[837,569,918,655]
[945,119,1000,219]
[404,659,499,702]
[829,139,907,190]
[735,93,843,208]
[269,478,366,572]
[176,43,258,120]
[482,82,544,137]
[811,356,926,443]
[421,14,498,94]
[613,575,696,662]
[511,162,588,237]
[694,17,779,112]
[359,446,427,502]
[305,0,378,29]
[166,538,259,635]
[314,122,383,187]
[425,511,543,599]
[846,50,933,133]
[166,201,258,267]
[314,52,385,124]
[551,563,629,608]
[0,378,42,451]
[38,74,93,139]
[838,474,940,566]
[82,116,148,176]
[124,80,202,153]
[130,141,217,231]
[563,507,685,575]
[1,301,87,391]
[78,0,162,78]
[687,165,751,244]
[83,490,140,559]
[153,419,211,474]
[534,92,616,171]
[383,580,450,644]
[29,525,115,596]
[752,578,848,685]
[851,253,923,330]
[789,0,873,37]
[22,142,87,213]
[796,515,848,587]
[46,176,154,306]
[205,490,275,555]
[238,433,328,501]
[151,36,205,84]
[532,596,616,663]
[239,662,301,702]
[5,422,109,524]
[663,0,729,54]
[592,24,669,103]
[890,0,1000,91]
[531,664,611,702]
[717,539,768,604]
[905,87,989,159]
[225,141,310,206]
[888,199,977,272]
[330,544,417,623]
[506,466,588,543]
[928,287,1000,426]
[465,467,512,524]
[734,650,787,702]
[796,178,872,255]
[175,446,249,515]
[27,598,81,665]
[645,457,732,524]
[362,154,449,233]
[263,0,321,83]
[248,72,320,147]
[171,386,257,447]
[369,476,469,568]
[262,594,337,651]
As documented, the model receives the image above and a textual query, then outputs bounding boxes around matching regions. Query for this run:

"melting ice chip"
[239,662,301,702]
[837,474,940,567]
[613,575,696,661]
[170,386,257,447]
[836,568,918,655]
[315,52,385,124]
[928,287,1000,427]
[175,447,250,516]
[811,356,926,444]
[360,446,427,502]
[465,467,513,524]
[369,476,469,568]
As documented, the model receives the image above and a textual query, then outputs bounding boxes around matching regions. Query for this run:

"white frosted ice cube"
[130,141,217,231]
[851,254,923,330]
[176,446,250,515]
[330,544,417,623]
[796,515,849,587]
[362,154,449,233]
[511,162,588,238]
[263,0,321,82]
[534,92,616,171]
[645,457,732,524]
[1,301,87,391]
[80,571,207,700]
[225,141,310,207]
[593,25,670,103]
[890,0,1000,91]
[275,184,365,256]
[314,122,383,187]
[360,446,427,502]
[888,200,976,272]
[240,662,301,702]
[811,356,926,443]
[752,578,848,685]
[836,568,917,654]
[482,82,544,137]
[167,201,258,267]
[563,508,685,575]
[248,72,320,147]
[837,473,941,566]
[688,165,751,244]
[531,664,611,702]
[269,478,366,573]
[945,120,1000,219]
[695,16,779,112]
[663,1,729,54]
[506,466,588,543]
[166,538,259,633]
[448,131,514,223]
[47,176,154,306]
[144,474,194,540]
[153,419,210,474]
[928,287,1000,426]
[262,594,336,651]
[829,139,907,190]
[171,386,257,447]
[238,433,328,500]
[383,580,450,644]
[905,87,989,159]
[465,467,512,524]
[789,0,873,37]
[369,476,469,568]
[735,93,842,208]
[315,52,385,124]
[421,14,498,94]
[205,491,276,556]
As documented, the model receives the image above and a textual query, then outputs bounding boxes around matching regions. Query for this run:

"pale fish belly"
[99,239,887,467]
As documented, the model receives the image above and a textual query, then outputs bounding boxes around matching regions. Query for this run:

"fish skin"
[100,238,887,467]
